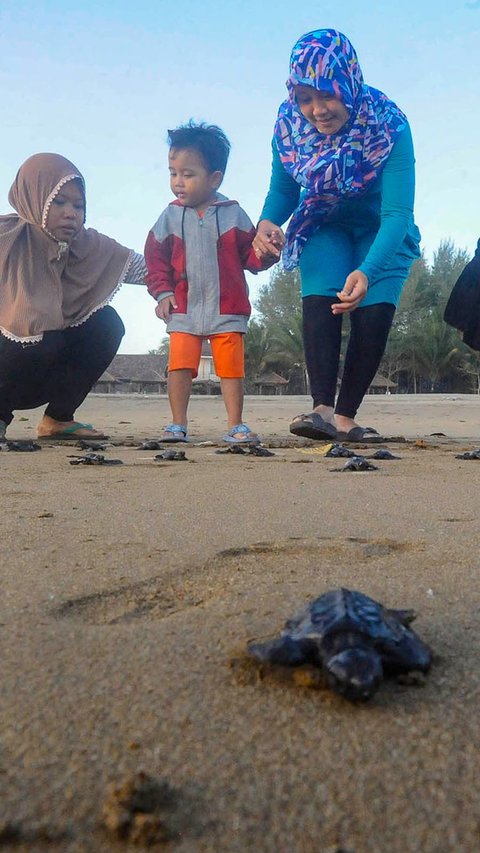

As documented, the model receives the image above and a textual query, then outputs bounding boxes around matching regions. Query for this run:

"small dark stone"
[215,445,247,455]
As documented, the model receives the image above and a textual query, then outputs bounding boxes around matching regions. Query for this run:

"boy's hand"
[155,295,177,321]
[332,270,368,315]
[253,220,285,261]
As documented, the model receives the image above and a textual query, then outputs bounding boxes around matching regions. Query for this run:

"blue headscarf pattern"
[274,29,408,269]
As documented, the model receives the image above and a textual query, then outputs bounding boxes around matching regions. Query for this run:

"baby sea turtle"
[215,445,275,457]
[76,439,109,451]
[455,449,480,460]
[370,449,401,460]
[325,443,356,458]
[69,453,123,466]
[248,588,432,702]
[339,455,378,472]
[154,449,187,461]
[137,440,166,451]
[249,445,275,457]
[0,439,42,452]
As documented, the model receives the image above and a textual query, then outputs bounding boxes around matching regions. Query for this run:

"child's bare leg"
[167,368,193,426]
[221,377,244,428]
[221,377,258,440]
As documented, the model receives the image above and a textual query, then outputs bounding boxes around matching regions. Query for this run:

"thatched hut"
[93,354,168,393]
[253,371,289,395]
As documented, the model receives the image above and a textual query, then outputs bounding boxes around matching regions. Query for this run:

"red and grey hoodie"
[145,194,273,336]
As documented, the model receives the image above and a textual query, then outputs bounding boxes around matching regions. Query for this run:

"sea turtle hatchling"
[325,443,356,458]
[0,439,42,452]
[154,449,187,461]
[370,449,401,460]
[247,588,432,701]
[455,449,480,460]
[339,455,378,472]
[68,453,123,466]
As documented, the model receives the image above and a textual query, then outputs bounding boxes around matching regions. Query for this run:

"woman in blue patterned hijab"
[254,29,420,442]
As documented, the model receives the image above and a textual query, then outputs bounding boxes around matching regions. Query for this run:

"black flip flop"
[289,412,337,441]
[336,426,384,444]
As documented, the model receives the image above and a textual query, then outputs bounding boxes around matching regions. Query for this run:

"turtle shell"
[283,589,407,644]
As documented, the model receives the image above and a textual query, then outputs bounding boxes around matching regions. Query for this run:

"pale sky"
[1,0,479,352]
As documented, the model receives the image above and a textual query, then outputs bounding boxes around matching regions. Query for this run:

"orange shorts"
[168,332,245,378]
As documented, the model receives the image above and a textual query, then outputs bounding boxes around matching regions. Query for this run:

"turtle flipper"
[247,636,316,666]
[378,631,432,673]
[388,608,417,625]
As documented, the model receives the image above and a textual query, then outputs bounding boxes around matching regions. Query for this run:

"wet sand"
[1,394,480,852]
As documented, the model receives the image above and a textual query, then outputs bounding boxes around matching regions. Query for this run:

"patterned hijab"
[274,29,408,269]
[0,153,132,343]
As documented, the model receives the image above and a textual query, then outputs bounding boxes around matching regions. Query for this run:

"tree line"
[244,239,480,394]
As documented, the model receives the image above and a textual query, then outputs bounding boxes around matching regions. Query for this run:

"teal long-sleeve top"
[260,123,421,290]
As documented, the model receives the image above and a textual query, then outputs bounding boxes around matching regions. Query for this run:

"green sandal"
[37,422,109,441]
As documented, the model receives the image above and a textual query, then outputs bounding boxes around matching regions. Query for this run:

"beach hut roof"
[253,371,289,386]
[97,369,117,383]
[98,354,168,383]
[370,373,397,388]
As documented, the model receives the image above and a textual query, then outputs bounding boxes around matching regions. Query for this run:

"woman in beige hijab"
[0,153,146,440]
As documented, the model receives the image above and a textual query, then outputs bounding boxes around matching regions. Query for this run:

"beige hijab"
[0,153,132,343]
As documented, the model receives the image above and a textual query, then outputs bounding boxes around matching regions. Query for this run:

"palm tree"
[148,336,170,359]
[457,347,480,394]
[409,309,462,391]
[267,314,308,392]
[429,239,471,305]
[255,267,301,325]
[244,319,271,381]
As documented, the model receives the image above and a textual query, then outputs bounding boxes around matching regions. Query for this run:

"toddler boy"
[145,121,276,443]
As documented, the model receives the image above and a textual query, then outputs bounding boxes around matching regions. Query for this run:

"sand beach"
[1,393,480,852]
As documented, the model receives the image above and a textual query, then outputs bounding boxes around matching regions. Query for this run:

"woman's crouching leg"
[44,306,125,422]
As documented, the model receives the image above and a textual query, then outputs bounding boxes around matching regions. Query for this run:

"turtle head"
[326,648,383,702]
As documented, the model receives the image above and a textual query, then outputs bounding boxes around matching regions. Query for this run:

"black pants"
[302,296,396,419]
[0,306,124,425]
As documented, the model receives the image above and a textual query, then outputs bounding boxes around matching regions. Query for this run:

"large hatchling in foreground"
[248,588,432,702]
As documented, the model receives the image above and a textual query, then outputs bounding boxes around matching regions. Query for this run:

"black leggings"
[0,306,124,425]
[302,296,396,419]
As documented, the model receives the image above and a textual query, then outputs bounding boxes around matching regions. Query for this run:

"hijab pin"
[56,242,68,260]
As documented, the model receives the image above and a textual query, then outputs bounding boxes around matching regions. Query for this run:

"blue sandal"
[223,424,260,445]
[160,424,188,443]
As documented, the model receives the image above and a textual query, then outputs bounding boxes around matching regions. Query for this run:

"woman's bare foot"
[310,405,336,425]
[334,415,359,434]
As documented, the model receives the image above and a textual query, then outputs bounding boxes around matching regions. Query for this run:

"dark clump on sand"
[102,771,180,845]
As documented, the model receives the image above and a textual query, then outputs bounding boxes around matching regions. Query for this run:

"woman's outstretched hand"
[253,220,285,260]
[332,270,368,314]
